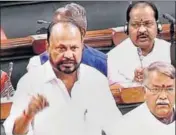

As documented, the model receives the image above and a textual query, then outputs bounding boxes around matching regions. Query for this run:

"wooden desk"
[110,84,145,104]
[0,99,13,120]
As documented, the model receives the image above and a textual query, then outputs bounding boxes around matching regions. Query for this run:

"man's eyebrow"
[152,84,174,88]
[55,44,66,47]
[131,19,154,22]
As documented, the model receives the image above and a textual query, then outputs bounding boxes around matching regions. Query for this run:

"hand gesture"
[25,94,49,119]
[134,67,145,83]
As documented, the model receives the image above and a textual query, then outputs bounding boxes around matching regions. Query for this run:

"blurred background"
[1,1,175,38]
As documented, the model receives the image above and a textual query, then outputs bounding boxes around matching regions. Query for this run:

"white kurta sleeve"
[3,74,34,135]
[27,56,41,71]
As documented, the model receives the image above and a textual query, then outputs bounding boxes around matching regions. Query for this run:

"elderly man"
[110,61,175,135]
[3,3,121,135]
[108,1,171,86]
[27,5,107,76]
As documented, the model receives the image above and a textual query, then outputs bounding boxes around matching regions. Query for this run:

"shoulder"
[155,38,171,47]
[18,65,46,88]
[83,45,107,61]
[27,55,41,71]
[154,38,171,54]
[82,46,107,75]
[123,103,147,119]
[80,64,107,82]
[107,38,132,57]
[28,55,40,63]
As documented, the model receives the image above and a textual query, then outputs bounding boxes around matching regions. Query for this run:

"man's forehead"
[130,6,155,21]
[147,71,175,86]
[52,22,78,32]
[50,23,81,38]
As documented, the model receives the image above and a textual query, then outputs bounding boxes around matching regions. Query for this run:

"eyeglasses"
[129,21,155,29]
[144,85,175,94]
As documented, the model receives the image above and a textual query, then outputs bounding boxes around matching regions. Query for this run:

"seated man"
[27,6,107,76]
[3,3,121,135]
[108,1,171,86]
[111,61,175,135]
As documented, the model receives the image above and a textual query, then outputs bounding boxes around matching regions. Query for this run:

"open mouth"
[138,35,148,41]
[62,63,74,67]
[156,103,169,107]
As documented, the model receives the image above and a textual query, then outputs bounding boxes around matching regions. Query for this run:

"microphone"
[163,13,175,23]
[137,47,144,68]
[37,20,51,24]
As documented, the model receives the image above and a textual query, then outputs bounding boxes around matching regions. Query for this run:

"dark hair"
[126,1,159,22]
[47,3,87,44]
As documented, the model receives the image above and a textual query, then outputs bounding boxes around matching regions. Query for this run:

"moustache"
[59,60,76,65]
[137,34,148,38]
[156,100,170,105]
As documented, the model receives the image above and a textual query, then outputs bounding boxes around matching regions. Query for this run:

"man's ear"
[81,40,84,50]
[46,40,50,52]
[143,87,147,100]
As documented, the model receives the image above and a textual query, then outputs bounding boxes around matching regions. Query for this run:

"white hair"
[143,61,175,84]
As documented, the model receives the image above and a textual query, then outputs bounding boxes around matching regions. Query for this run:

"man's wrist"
[23,110,34,122]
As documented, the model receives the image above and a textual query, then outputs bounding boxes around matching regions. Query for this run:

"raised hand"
[25,94,49,119]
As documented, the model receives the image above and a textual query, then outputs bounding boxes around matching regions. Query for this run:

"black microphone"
[37,20,51,24]
[137,47,144,68]
[163,13,175,24]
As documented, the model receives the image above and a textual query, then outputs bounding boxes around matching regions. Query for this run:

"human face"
[128,6,158,49]
[145,71,175,119]
[47,22,83,74]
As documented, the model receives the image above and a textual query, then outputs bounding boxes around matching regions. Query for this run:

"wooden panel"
[0,24,173,57]
[110,84,145,104]
[121,87,145,104]
[0,28,114,56]
[0,102,12,120]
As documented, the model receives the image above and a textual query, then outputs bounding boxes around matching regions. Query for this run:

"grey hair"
[143,61,175,84]
[53,3,87,36]
[47,3,87,44]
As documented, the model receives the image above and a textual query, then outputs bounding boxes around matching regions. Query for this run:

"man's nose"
[63,50,73,59]
[138,25,147,33]
[158,90,167,100]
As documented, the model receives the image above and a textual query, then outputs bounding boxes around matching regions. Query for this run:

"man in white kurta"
[4,61,122,135]
[108,2,171,85]
[108,37,171,84]
[110,102,175,135]
[110,61,175,135]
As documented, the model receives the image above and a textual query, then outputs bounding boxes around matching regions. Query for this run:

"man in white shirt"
[110,61,175,135]
[108,1,171,86]
[3,3,122,135]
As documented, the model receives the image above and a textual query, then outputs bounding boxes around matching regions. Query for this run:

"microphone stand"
[170,22,175,44]
[170,22,176,67]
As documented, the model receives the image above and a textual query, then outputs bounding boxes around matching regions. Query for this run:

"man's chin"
[57,67,76,74]
[63,69,76,74]
[155,108,171,118]
[57,66,77,74]
[56,63,81,74]
[137,42,151,47]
